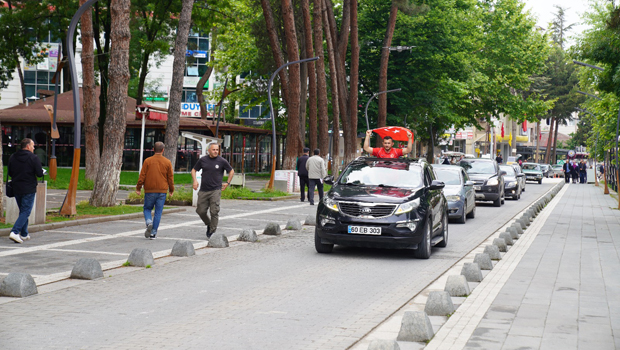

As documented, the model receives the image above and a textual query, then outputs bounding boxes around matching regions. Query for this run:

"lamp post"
[574,60,620,208]
[364,88,402,130]
[267,57,319,190]
[137,105,149,173]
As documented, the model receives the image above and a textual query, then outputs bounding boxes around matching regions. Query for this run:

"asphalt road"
[0,180,555,350]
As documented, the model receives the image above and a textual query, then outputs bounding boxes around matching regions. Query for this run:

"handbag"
[5,162,14,198]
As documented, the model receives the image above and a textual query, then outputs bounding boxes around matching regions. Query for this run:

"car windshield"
[338,161,423,188]
[434,169,461,185]
[507,156,517,163]
[460,160,496,174]
[523,164,540,171]
[500,166,516,176]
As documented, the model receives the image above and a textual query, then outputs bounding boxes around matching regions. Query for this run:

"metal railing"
[605,149,619,193]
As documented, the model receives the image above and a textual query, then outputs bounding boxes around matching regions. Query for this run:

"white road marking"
[46,230,107,236]
[0,203,308,258]
[46,248,128,256]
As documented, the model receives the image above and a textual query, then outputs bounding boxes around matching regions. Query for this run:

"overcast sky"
[523,0,591,46]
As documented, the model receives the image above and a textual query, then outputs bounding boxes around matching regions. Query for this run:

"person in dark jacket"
[578,160,587,183]
[8,138,44,243]
[296,147,310,202]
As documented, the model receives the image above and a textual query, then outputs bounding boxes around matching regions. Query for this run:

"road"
[0,181,555,350]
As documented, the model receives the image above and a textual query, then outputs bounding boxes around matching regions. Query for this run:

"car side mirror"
[500,170,507,176]
[465,181,474,186]
[429,180,445,190]
[323,175,334,185]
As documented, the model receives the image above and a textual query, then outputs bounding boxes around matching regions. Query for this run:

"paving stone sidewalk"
[460,183,620,350]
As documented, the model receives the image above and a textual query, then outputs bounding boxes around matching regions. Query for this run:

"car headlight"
[445,195,461,201]
[395,198,420,215]
[508,182,517,187]
[323,197,339,212]
[486,178,499,186]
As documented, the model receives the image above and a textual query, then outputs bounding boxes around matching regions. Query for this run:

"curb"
[0,208,186,237]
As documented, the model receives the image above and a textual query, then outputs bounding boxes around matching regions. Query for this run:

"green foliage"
[220,187,290,199]
[128,186,194,202]
[123,261,131,267]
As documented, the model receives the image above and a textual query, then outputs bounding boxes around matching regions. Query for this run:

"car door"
[462,169,475,213]
[425,167,442,233]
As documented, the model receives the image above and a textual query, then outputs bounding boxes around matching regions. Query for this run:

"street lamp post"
[364,88,402,130]
[267,57,319,190]
[574,60,620,208]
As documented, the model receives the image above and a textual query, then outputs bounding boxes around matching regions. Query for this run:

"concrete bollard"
[461,262,483,282]
[171,241,195,257]
[263,222,282,236]
[396,311,434,342]
[506,227,519,240]
[208,233,229,248]
[519,215,531,226]
[511,223,523,235]
[484,245,502,260]
[70,258,103,280]
[444,275,471,297]
[493,238,508,252]
[238,229,258,242]
[0,272,38,298]
[516,218,528,229]
[128,248,154,267]
[474,253,493,270]
[304,215,316,226]
[425,290,455,316]
[285,219,302,230]
[367,340,400,350]
[499,232,514,246]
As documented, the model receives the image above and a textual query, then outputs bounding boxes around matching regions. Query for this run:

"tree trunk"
[551,118,560,163]
[80,0,100,182]
[197,66,213,119]
[345,0,359,166]
[323,0,340,176]
[0,121,3,217]
[302,0,317,151]
[89,0,131,207]
[299,39,308,146]
[93,1,111,155]
[260,0,290,107]
[535,121,540,163]
[135,51,150,105]
[377,3,398,134]
[511,120,517,156]
[544,117,555,164]
[281,0,302,170]
[163,0,194,168]
[314,0,328,156]
[16,58,25,103]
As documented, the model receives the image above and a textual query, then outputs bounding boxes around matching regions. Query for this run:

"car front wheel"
[466,204,476,219]
[457,202,466,224]
[413,219,432,259]
[437,214,448,247]
[314,228,334,253]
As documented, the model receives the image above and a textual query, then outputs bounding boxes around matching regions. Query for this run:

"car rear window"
[459,160,496,174]
[522,164,540,170]
[500,166,516,176]
[434,169,461,185]
[339,161,423,188]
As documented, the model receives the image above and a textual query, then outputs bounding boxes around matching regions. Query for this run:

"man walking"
[297,147,310,202]
[8,138,44,243]
[363,129,413,158]
[136,141,174,239]
[563,160,571,183]
[192,142,233,238]
[306,148,327,206]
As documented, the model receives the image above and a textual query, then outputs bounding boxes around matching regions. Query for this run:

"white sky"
[522,0,591,46]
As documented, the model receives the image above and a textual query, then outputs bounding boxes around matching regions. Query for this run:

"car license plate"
[348,226,381,235]
[474,186,481,191]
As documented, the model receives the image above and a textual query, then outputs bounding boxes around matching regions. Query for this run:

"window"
[183,31,210,103]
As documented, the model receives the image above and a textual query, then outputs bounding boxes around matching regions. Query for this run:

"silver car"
[511,164,526,192]
[433,165,476,223]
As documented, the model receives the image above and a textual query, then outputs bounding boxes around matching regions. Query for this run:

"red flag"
[522,121,527,132]
[539,132,542,141]
[501,123,505,138]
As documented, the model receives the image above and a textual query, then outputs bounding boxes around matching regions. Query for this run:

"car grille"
[338,202,397,218]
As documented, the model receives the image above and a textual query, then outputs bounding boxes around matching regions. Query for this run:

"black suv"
[315,158,448,259]
[459,158,505,207]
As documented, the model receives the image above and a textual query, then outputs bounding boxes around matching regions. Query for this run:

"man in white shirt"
[305,148,327,206]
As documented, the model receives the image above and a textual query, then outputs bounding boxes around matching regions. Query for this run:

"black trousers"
[299,175,309,201]
[308,178,324,204]
[564,172,570,183]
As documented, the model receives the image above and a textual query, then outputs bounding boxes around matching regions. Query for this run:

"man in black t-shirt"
[191,142,234,238]
[296,147,310,202]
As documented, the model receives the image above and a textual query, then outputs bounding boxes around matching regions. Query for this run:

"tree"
[90,0,132,207]
[163,0,195,169]
[80,0,100,182]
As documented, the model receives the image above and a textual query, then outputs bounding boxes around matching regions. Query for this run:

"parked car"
[540,164,553,178]
[522,163,544,184]
[433,165,476,223]
[511,164,526,192]
[500,165,524,200]
[551,164,565,177]
[459,158,505,207]
[315,158,448,259]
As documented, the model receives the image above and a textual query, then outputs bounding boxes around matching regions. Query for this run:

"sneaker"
[21,235,31,241]
[145,223,153,239]
[149,234,157,240]
[9,232,23,244]
[206,226,212,239]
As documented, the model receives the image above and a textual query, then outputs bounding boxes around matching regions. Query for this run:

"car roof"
[460,158,494,162]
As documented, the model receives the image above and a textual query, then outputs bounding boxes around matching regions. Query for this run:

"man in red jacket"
[136,141,174,239]
[363,129,413,158]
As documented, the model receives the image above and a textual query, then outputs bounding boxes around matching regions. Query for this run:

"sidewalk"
[432,183,620,349]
